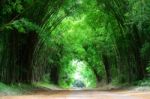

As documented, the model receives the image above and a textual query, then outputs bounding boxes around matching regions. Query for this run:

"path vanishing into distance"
[1,88,150,99]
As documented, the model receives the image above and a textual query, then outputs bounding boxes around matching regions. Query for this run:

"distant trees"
[47,0,150,85]
[0,0,150,86]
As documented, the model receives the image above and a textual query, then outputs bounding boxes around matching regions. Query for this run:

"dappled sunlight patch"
[59,59,97,89]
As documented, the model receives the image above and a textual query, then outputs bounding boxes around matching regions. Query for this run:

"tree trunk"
[18,32,38,83]
[102,54,111,83]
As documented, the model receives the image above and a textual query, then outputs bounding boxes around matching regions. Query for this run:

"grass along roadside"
[0,82,36,95]
[0,82,61,96]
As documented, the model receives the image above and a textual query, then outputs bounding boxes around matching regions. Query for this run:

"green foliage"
[0,82,35,95]
[59,59,96,88]
[6,18,39,33]
[0,0,150,88]
[135,78,150,86]
[2,0,23,15]
[141,42,150,58]
[146,62,150,73]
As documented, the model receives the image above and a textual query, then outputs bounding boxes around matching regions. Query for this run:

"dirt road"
[1,89,150,99]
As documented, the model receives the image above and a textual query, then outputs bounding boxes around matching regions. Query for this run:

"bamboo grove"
[0,0,150,87]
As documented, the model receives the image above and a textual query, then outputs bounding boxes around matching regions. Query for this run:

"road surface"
[1,89,150,99]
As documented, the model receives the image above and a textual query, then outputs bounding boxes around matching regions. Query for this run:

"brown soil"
[1,89,150,99]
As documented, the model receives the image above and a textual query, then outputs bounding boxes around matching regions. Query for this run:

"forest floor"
[1,85,150,99]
